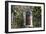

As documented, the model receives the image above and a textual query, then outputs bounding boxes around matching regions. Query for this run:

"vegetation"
[32,6,41,27]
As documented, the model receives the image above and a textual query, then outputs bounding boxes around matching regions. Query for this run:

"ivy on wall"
[11,5,41,28]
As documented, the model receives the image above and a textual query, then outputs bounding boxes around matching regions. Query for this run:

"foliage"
[32,6,41,27]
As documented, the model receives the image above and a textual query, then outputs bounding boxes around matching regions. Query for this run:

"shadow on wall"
[6,33,18,34]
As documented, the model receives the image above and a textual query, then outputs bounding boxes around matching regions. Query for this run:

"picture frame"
[5,1,45,33]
